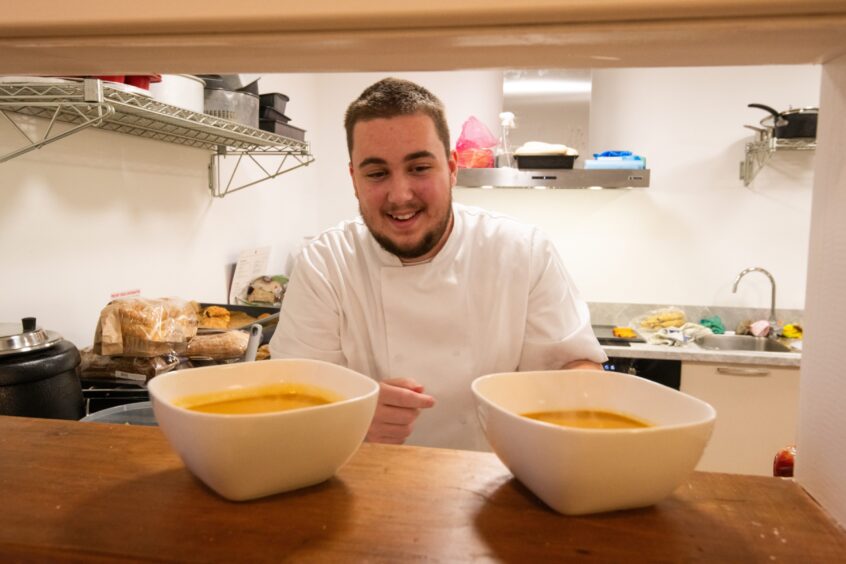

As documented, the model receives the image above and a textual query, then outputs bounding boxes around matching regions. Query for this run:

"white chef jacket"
[270,203,607,451]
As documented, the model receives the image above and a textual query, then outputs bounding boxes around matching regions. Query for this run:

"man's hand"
[366,377,435,445]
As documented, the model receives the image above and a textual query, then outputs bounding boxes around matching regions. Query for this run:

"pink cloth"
[750,320,771,337]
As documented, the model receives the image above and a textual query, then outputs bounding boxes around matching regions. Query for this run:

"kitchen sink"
[694,334,794,353]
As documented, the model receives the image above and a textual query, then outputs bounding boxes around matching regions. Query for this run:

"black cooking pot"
[0,317,85,420]
[748,103,818,139]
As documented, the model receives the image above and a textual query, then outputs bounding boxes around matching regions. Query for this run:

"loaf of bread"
[199,305,231,329]
[187,330,250,360]
[255,344,271,361]
[227,310,258,329]
[94,297,199,357]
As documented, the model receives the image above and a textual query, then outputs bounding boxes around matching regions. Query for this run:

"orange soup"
[175,382,342,415]
[521,409,652,429]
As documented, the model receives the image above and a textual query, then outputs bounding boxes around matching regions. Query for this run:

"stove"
[592,324,645,346]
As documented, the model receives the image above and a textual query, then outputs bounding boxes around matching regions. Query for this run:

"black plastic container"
[259,92,290,114]
[515,154,577,169]
[260,106,291,123]
[259,120,306,141]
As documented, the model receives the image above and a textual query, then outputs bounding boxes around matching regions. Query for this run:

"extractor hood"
[456,167,650,190]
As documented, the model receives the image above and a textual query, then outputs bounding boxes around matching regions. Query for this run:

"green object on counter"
[700,316,725,334]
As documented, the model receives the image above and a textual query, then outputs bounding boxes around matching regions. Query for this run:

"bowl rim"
[471,369,716,435]
[148,358,379,420]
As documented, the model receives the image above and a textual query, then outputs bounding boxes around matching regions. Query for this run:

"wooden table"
[1,416,844,562]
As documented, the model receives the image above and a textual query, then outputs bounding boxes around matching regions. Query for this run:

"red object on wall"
[773,445,796,477]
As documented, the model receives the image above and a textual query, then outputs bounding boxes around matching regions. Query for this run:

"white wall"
[455,65,819,313]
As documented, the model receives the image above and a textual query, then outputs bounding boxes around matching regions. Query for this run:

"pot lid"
[0,317,63,357]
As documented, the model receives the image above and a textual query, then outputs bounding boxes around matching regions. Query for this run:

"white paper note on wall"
[228,247,271,305]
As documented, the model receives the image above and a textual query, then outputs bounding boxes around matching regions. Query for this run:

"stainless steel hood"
[456,167,650,189]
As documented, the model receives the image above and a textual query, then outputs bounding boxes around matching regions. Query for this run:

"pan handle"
[749,103,788,127]
[748,103,780,118]
[242,324,262,362]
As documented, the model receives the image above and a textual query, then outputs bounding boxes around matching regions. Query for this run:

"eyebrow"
[357,150,437,169]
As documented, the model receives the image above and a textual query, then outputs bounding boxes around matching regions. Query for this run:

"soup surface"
[175,382,342,415]
[522,409,652,429]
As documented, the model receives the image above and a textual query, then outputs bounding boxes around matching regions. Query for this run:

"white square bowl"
[148,358,378,501]
[472,369,716,515]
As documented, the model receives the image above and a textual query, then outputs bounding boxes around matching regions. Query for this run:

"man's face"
[349,113,457,262]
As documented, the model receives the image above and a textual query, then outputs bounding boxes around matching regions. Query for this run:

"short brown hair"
[344,77,451,158]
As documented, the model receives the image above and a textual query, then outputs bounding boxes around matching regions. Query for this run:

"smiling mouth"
[388,210,419,222]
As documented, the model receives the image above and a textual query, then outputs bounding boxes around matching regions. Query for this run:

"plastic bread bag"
[93,297,199,357]
[635,306,687,331]
[186,330,250,361]
[78,347,181,383]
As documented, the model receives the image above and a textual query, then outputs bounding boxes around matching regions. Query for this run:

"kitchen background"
[1,65,819,347]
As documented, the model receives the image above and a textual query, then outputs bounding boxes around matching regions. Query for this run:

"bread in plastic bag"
[187,330,250,361]
[93,297,199,357]
[78,347,180,383]
[636,307,687,331]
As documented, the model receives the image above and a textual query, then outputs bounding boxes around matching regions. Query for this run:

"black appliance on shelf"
[0,317,85,420]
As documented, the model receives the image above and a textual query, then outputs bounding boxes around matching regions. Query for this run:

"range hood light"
[503,79,592,97]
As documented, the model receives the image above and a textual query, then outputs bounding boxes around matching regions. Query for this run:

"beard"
[363,196,453,261]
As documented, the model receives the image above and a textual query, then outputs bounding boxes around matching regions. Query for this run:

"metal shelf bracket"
[740,130,816,186]
[0,102,114,164]
[209,148,315,198]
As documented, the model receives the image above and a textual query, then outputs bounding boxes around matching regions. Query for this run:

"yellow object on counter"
[782,324,803,339]
[612,327,638,339]
[640,309,686,330]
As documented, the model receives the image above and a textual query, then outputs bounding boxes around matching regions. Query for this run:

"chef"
[270,77,606,451]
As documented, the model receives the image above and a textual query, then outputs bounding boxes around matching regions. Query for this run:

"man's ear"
[349,162,361,200]
[448,150,458,187]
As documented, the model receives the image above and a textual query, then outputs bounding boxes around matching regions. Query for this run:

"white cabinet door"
[680,362,800,476]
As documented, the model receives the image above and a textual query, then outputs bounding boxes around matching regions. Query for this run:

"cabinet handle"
[717,367,770,377]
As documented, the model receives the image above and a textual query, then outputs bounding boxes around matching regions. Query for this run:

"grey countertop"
[589,302,803,368]
[601,341,801,367]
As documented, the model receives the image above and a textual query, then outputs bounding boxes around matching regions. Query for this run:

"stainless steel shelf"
[456,167,650,189]
[740,131,816,187]
[0,78,314,197]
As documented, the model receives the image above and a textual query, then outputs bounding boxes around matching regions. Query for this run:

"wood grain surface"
[4,1,845,37]
[0,415,844,562]
[1,3,845,74]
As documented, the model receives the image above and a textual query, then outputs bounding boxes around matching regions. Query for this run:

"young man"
[270,78,606,451]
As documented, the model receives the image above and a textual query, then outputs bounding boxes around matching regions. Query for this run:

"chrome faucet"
[732,267,777,327]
